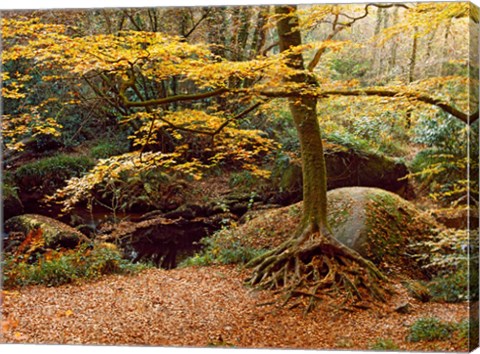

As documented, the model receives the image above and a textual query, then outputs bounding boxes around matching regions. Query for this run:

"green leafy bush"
[180,226,267,267]
[413,228,478,302]
[369,338,399,350]
[410,114,478,205]
[2,180,20,201]
[351,114,408,156]
[2,243,146,288]
[407,317,455,342]
[427,271,470,303]
[229,170,259,190]
[329,57,371,80]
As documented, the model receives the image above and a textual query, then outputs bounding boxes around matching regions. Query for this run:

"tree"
[2,2,477,308]
[246,5,389,306]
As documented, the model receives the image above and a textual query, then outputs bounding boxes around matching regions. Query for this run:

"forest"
[1,2,479,351]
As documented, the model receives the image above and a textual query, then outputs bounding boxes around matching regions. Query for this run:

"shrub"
[329,57,371,80]
[180,226,267,267]
[228,170,260,190]
[407,317,455,342]
[2,242,146,288]
[369,338,399,350]
[410,114,478,205]
[2,180,20,200]
[413,228,477,302]
[427,272,470,303]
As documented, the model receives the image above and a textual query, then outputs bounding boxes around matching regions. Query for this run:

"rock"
[327,187,437,278]
[271,143,411,200]
[394,302,412,314]
[403,280,432,302]
[232,187,439,279]
[325,144,409,195]
[4,214,88,254]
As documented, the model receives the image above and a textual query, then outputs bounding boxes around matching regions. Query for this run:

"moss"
[90,140,129,159]
[361,190,437,276]
[14,154,95,195]
[4,214,86,251]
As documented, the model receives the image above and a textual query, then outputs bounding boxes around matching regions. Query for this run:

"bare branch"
[307,3,408,72]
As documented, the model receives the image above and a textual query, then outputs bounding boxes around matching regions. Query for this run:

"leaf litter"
[0,265,469,351]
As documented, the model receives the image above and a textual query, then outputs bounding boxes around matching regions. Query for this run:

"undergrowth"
[413,228,478,302]
[90,139,130,159]
[180,226,267,267]
[407,317,457,342]
[2,243,146,288]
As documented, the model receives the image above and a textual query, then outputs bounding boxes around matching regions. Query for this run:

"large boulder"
[4,214,88,254]
[326,187,437,277]
[231,187,439,279]
[325,144,409,194]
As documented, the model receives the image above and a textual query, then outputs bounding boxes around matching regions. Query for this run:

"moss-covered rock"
[271,143,410,202]
[4,214,88,254]
[223,187,438,278]
[13,154,95,203]
[327,187,437,278]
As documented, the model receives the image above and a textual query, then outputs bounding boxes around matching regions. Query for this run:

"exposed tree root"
[246,229,393,312]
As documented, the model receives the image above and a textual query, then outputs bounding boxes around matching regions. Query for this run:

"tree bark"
[275,5,329,234]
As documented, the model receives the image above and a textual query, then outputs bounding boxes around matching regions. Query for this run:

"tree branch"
[307,26,343,72]
[321,89,478,124]
[259,88,478,124]
[306,3,409,72]
[148,101,262,138]
[119,86,229,108]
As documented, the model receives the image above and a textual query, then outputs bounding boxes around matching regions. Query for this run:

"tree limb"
[321,89,478,124]
[119,86,229,108]
[259,88,478,124]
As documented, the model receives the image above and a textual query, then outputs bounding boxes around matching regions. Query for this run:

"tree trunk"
[246,5,390,310]
[408,26,418,83]
[275,5,328,233]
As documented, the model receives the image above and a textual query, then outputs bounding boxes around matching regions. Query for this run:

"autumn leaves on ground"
[1,2,478,352]
[0,265,470,351]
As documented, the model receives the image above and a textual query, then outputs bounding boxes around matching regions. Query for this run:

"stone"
[4,214,88,254]
[271,142,411,201]
[394,301,412,314]
[327,187,437,278]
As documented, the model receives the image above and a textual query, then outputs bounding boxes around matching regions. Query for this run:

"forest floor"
[0,264,469,351]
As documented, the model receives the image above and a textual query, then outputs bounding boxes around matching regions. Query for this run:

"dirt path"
[1,265,469,351]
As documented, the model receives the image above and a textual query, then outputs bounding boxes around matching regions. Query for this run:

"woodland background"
[1,0,479,351]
